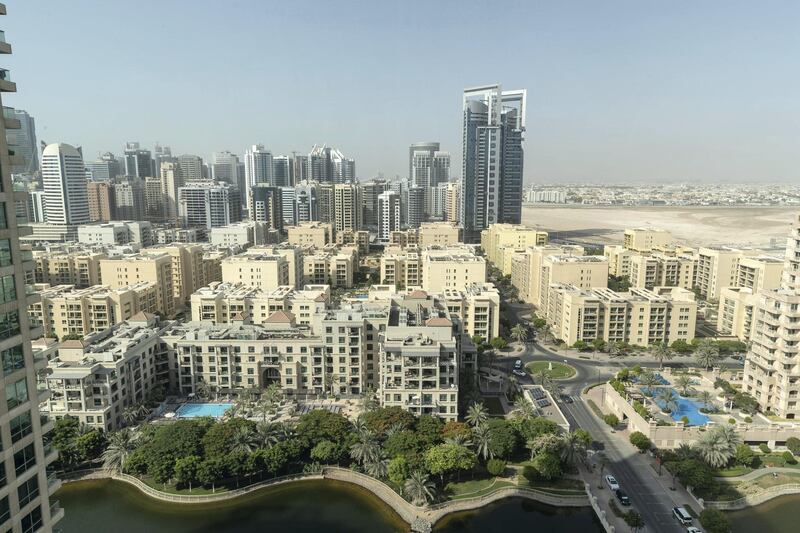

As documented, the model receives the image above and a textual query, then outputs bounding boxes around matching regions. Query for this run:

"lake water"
[56,478,603,533]
[728,494,800,533]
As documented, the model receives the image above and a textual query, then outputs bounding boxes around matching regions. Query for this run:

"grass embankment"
[526,361,576,380]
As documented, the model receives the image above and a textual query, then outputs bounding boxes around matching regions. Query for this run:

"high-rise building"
[292,154,308,182]
[113,176,147,221]
[5,108,37,173]
[153,144,174,176]
[27,189,46,222]
[124,142,153,178]
[309,145,355,183]
[280,186,296,226]
[273,156,292,187]
[378,190,401,242]
[461,84,526,241]
[249,184,283,232]
[333,183,362,233]
[211,151,240,185]
[87,181,116,222]
[244,144,273,210]
[157,161,184,223]
[409,143,451,219]
[407,186,425,228]
[295,180,318,223]
[743,214,800,418]
[178,181,242,230]
[42,143,90,225]
[0,8,65,529]
[362,179,388,228]
[444,181,461,223]
[177,154,204,182]
[85,152,121,181]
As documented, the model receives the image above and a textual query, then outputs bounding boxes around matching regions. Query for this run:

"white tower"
[41,142,89,224]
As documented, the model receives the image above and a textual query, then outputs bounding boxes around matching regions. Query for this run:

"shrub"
[624,510,644,528]
[699,508,731,533]
[759,443,771,454]
[728,418,736,425]
[787,437,800,456]
[486,458,507,476]
[603,414,619,428]
[782,451,797,465]
[629,431,652,452]
[735,444,756,467]
[632,400,649,420]
[681,416,690,425]
[744,416,752,423]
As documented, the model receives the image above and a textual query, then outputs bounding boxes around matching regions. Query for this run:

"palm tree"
[472,423,494,461]
[675,443,696,461]
[122,407,138,427]
[404,471,436,506]
[445,434,473,447]
[675,375,693,397]
[638,371,659,392]
[101,429,139,473]
[365,458,389,479]
[359,387,378,413]
[465,402,488,428]
[195,380,212,400]
[262,383,283,406]
[274,422,295,442]
[384,422,405,439]
[253,400,274,423]
[350,429,380,466]
[609,342,625,358]
[695,339,721,370]
[656,388,678,413]
[699,391,714,411]
[650,341,674,369]
[697,425,741,468]
[229,424,257,453]
[510,324,529,344]
[560,431,588,466]
[254,422,279,448]
[512,398,537,422]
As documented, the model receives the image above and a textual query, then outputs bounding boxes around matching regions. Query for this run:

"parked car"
[672,506,693,525]
[514,360,522,369]
[591,441,605,451]
[561,395,574,403]
[614,489,630,506]
[604,475,620,491]
[512,369,526,377]
[686,527,703,533]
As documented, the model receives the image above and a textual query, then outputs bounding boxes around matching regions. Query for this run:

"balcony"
[0,69,14,92]
[37,387,51,403]
[47,472,62,494]
[44,443,59,465]
[50,499,65,524]
[41,414,54,434]
[2,106,18,128]
[0,30,9,55]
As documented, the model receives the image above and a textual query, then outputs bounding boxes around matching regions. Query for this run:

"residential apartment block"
[287,222,333,249]
[34,249,106,288]
[629,253,695,290]
[99,254,175,317]
[480,223,548,274]
[623,228,672,253]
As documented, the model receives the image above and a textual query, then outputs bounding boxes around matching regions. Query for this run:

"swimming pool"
[640,387,709,426]
[175,403,233,419]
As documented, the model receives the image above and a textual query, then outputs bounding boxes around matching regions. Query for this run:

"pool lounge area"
[641,387,710,426]
[174,402,234,419]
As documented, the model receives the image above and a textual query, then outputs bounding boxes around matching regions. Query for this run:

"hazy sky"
[6,0,799,183]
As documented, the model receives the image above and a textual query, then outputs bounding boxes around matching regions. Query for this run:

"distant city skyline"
[7,0,800,184]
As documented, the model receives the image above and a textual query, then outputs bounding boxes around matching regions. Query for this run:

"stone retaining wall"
[704,483,800,510]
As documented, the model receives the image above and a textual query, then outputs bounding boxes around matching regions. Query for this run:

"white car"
[512,369,526,377]
[604,474,620,491]
[686,527,703,533]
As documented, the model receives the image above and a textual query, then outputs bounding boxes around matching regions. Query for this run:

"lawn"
[519,476,585,494]
[751,472,800,490]
[716,465,753,477]
[444,478,515,500]
[526,361,576,380]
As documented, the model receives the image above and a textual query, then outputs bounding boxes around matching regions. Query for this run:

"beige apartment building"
[191,282,329,326]
[29,282,158,339]
[389,222,462,249]
[242,245,305,288]
[202,249,228,286]
[44,314,169,431]
[735,256,783,293]
[480,223,549,274]
[34,249,106,288]
[604,245,633,277]
[335,229,370,255]
[623,228,672,252]
[421,247,486,292]
[146,244,206,310]
[743,213,800,419]
[302,246,357,288]
[546,285,697,346]
[287,222,334,249]
[717,287,758,341]
[695,247,750,300]
[221,251,290,291]
[441,283,501,341]
[510,245,586,306]
[381,249,421,289]
[629,253,695,290]
[100,254,175,317]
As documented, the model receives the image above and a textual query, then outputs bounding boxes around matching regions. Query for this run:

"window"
[0,240,10,267]
[0,310,20,341]
[17,476,39,507]
[0,496,8,523]
[1,345,24,376]
[0,203,6,229]
[21,506,42,533]
[0,275,14,304]
[14,443,35,475]
[10,411,32,443]
[5,377,28,409]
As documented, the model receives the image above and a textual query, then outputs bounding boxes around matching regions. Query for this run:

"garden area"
[526,361,576,380]
[51,398,596,507]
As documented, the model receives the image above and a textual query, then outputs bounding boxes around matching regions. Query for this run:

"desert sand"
[522,205,797,249]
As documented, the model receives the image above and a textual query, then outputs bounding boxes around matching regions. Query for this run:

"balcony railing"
[0,69,11,82]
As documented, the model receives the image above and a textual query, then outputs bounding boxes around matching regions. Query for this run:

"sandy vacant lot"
[522,205,797,249]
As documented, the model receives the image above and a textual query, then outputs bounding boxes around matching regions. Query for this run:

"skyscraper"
[244,144,273,210]
[378,190,401,242]
[124,142,153,178]
[153,144,175,175]
[295,180,319,223]
[249,184,283,232]
[333,183,363,233]
[5,108,37,173]
[410,143,450,219]
[179,181,242,229]
[362,179,388,229]
[85,152,121,181]
[87,181,116,222]
[292,154,309,182]
[461,84,526,241]
[309,145,355,183]
[159,162,184,223]
[273,155,292,187]
[42,143,90,225]
[0,8,64,529]
[113,176,147,221]
[177,154,204,182]
[407,186,425,228]
[280,186,296,226]
[211,151,240,185]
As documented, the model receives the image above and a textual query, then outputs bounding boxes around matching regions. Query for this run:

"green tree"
[697,425,741,468]
[670,339,693,354]
[650,341,674,369]
[629,431,652,452]
[487,458,507,476]
[695,339,721,370]
[384,430,421,458]
[510,324,529,344]
[75,430,107,461]
[490,337,508,350]
[787,437,800,456]
[530,452,562,480]
[424,444,477,484]
[310,440,342,464]
[486,418,519,460]
[603,414,619,428]
[197,457,226,490]
[228,423,258,454]
[699,508,731,533]
[174,455,201,490]
[362,407,416,436]
[295,409,352,445]
[404,470,436,506]
[465,402,489,428]
[388,455,410,487]
[442,421,473,442]
[101,429,139,473]
[350,429,381,467]
[414,415,444,448]
[560,431,588,465]
[734,444,756,467]
[472,423,493,461]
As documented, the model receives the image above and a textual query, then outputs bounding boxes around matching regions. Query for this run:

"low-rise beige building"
[442,283,501,341]
[629,253,695,290]
[287,222,334,249]
[546,284,696,347]
[221,251,290,291]
[623,228,672,253]
[422,247,486,292]
[717,286,758,341]
[510,245,586,306]
[29,282,158,339]
[381,249,421,289]
[34,249,107,288]
[604,245,634,277]
[146,244,206,310]
[480,223,549,274]
[302,246,357,288]
[100,253,176,317]
[735,255,784,293]
[242,244,305,288]
[335,229,370,255]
